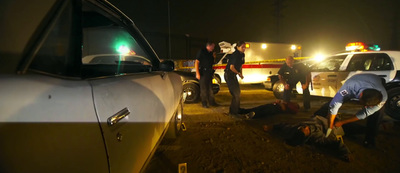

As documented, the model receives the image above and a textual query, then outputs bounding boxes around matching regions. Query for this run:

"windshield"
[310,55,347,71]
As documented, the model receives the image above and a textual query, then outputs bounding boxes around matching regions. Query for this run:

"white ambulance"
[213,41,303,84]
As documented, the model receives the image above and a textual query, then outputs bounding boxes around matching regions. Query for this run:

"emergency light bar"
[346,42,365,51]
[345,42,380,52]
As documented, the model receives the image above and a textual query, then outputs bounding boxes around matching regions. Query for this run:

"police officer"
[224,41,246,116]
[195,42,218,108]
[314,73,387,147]
[278,56,311,111]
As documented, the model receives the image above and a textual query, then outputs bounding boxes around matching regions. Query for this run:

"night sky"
[109,0,400,58]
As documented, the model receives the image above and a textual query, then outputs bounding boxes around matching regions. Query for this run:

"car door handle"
[328,75,337,77]
[107,107,130,126]
[378,75,387,78]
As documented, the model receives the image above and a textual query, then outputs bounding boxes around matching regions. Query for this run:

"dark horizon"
[109,0,400,58]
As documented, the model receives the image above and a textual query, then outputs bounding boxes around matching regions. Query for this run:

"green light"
[368,44,380,51]
[117,45,130,54]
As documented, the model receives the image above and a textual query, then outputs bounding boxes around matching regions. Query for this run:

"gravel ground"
[144,84,400,173]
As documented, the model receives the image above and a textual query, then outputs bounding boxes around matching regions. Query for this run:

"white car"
[0,0,183,173]
[266,46,400,120]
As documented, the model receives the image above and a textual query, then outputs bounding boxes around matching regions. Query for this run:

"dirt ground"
[144,84,400,173]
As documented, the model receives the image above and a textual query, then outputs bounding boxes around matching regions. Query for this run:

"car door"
[81,3,179,173]
[309,55,348,97]
[1,1,108,172]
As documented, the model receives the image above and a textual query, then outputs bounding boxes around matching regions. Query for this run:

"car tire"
[214,74,221,84]
[165,99,184,139]
[183,83,200,103]
[273,81,284,99]
[385,87,400,120]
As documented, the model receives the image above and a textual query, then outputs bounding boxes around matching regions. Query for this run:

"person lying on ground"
[268,115,352,162]
[240,100,300,119]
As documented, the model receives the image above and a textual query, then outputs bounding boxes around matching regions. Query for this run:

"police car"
[265,42,400,120]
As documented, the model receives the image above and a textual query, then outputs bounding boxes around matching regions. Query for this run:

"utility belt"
[200,67,213,71]
[200,67,214,76]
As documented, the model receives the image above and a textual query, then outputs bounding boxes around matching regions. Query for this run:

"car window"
[310,55,346,72]
[29,1,80,76]
[346,53,393,71]
[81,5,152,77]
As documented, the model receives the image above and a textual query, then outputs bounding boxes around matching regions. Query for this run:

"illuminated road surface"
[145,84,400,173]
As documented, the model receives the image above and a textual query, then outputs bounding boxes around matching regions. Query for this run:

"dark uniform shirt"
[278,62,309,85]
[225,48,245,72]
[196,48,214,70]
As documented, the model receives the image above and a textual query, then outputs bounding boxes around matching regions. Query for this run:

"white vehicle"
[266,42,400,120]
[214,41,303,84]
[0,1,183,173]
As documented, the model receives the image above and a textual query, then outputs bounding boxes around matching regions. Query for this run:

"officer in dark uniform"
[224,41,246,115]
[278,56,311,111]
[195,42,218,108]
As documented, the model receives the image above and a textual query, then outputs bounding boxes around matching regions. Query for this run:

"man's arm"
[230,65,243,79]
[328,92,346,129]
[195,60,200,80]
[334,116,359,127]
[335,104,383,127]
[303,71,311,89]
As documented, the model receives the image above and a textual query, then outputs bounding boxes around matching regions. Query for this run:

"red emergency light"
[345,42,366,51]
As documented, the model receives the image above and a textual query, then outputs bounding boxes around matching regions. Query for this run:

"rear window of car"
[346,53,394,71]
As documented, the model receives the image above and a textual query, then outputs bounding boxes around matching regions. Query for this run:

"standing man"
[278,56,311,111]
[314,73,387,147]
[195,42,218,108]
[224,41,246,116]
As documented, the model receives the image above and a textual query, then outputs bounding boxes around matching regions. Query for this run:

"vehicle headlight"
[212,78,218,84]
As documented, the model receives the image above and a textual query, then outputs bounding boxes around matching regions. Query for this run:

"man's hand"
[238,73,244,79]
[302,84,309,90]
[196,73,200,80]
[284,84,290,90]
[328,114,337,129]
[334,121,344,127]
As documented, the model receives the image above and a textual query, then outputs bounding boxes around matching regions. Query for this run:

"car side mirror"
[159,60,174,72]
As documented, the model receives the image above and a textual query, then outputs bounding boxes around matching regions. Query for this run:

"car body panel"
[0,74,108,173]
[90,72,181,173]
